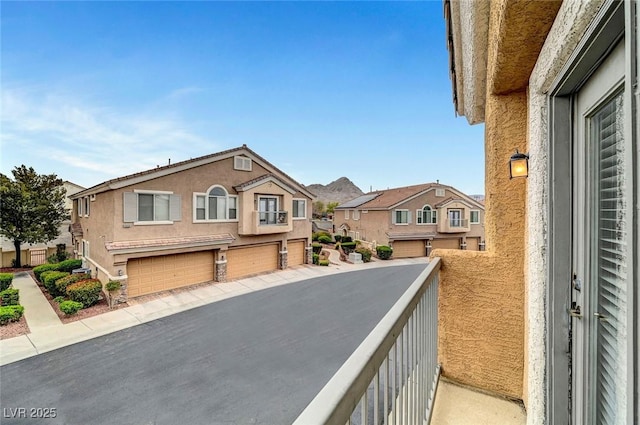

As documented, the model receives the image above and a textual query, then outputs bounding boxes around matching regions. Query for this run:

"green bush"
[318,259,330,266]
[318,235,332,244]
[53,296,65,303]
[341,241,357,254]
[376,245,393,260]
[0,273,13,291]
[312,232,330,242]
[67,279,102,308]
[0,288,19,306]
[54,274,90,297]
[0,305,24,325]
[342,236,353,243]
[312,243,323,255]
[312,253,319,265]
[356,247,373,263]
[43,271,70,296]
[333,235,342,243]
[57,259,83,273]
[33,263,59,282]
[59,300,83,316]
[105,280,122,292]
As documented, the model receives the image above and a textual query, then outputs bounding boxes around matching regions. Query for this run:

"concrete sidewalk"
[1,254,428,366]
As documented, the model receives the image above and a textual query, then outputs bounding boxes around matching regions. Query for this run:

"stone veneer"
[279,250,288,270]
[215,259,227,283]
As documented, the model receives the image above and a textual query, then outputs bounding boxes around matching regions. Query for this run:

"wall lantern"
[509,150,529,179]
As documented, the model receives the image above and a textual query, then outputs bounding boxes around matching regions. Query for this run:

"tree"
[326,202,339,214]
[312,201,325,218]
[0,166,69,267]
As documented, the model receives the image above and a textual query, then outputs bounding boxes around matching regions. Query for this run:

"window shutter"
[407,210,412,224]
[169,195,182,221]
[123,192,137,222]
[392,211,397,224]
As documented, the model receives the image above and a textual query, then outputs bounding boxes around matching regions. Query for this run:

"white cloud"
[1,85,216,183]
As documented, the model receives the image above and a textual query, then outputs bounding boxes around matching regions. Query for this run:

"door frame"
[546,0,635,423]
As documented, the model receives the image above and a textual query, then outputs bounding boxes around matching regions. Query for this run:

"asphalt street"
[0,264,426,425]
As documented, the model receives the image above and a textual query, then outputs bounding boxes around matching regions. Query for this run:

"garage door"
[227,244,279,279]
[127,251,214,297]
[466,237,480,251]
[288,241,306,266]
[431,238,461,250]
[392,240,426,258]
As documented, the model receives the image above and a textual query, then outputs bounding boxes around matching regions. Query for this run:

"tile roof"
[70,223,83,237]
[387,231,436,240]
[355,183,437,209]
[105,234,234,252]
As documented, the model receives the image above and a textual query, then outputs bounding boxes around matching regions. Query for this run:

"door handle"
[569,305,582,318]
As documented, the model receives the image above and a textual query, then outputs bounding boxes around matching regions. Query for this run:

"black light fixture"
[509,149,529,179]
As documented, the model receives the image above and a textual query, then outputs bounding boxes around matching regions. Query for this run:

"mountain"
[306,177,364,205]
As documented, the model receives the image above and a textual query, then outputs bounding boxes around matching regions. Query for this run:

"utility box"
[348,252,363,264]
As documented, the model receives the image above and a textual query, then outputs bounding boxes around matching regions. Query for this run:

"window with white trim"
[345,209,349,219]
[435,188,445,197]
[193,185,237,222]
[77,198,83,216]
[82,240,90,259]
[84,197,90,217]
[416,205,436,224]
[393,209,410,225]
[470,210,480,224]
[234,156,252,171]
[292,199,306,219]
[353,210,360,220]
[123,191,182,224]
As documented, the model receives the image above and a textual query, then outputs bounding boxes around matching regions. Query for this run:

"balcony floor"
[431,380,526,425]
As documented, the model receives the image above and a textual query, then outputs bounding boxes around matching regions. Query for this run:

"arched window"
[194,185,237,221]
[417,205,437,224]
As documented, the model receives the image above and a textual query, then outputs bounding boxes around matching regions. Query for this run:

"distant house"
[68,145,314,301]
[0,180,85,267]
[333,183,485,258]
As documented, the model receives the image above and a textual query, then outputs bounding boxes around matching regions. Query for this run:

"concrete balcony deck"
[431,380,526,425]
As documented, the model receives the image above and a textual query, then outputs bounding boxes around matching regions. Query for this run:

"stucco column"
[279,249,288,270]
[305,246,313,264]
[432,89,527,400]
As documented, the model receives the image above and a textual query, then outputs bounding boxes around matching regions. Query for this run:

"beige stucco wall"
[433,88,527,399]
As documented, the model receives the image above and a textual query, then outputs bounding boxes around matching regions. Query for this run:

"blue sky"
[1,1,485,196]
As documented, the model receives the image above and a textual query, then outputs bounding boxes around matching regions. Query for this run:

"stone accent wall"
[215,260,227,282]
[305,246,313,264]
[279,250,288,270]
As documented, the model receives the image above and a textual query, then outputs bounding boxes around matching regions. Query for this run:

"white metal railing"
[448,218,468,228]
[259,210,288,225]
[293,258,441,425]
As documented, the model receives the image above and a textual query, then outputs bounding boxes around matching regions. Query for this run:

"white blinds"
[593,91,627,425]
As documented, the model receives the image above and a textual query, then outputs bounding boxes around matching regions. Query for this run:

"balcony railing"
[449,218,468,228]
[293,257,441,425]
[259,210,288,226]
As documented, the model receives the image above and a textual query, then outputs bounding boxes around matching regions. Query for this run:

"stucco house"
[440,0,637,424]
[1,180,85,267]
[69,145,314,301]
[333,183,485,258]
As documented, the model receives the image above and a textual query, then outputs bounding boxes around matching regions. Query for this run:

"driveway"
[0,264,427,425]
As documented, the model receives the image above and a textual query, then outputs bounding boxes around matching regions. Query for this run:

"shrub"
[67,279,102,308]
[0,273,13,291]
[105,280,121,292]
[57,259,83,273]
[54,274,90,298]
[376,245,393,260]
[59,300,83,316]
[0,305,24,325]
[318,235,332,244]
[341,241,357,254]
[312,243,323,255]
[334,235,342,243]
[312,253,319,265]
[33,263,59,282]
[342,236,353,243]
[53,296,65,303]
[0,288,19,306]
[43,271,70,296]
[356,247,373,263]
[318,259,330,266]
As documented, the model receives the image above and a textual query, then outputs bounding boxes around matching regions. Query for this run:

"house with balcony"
[295,1,638,424]
[69,145,314,301]
[333,183,485,257]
